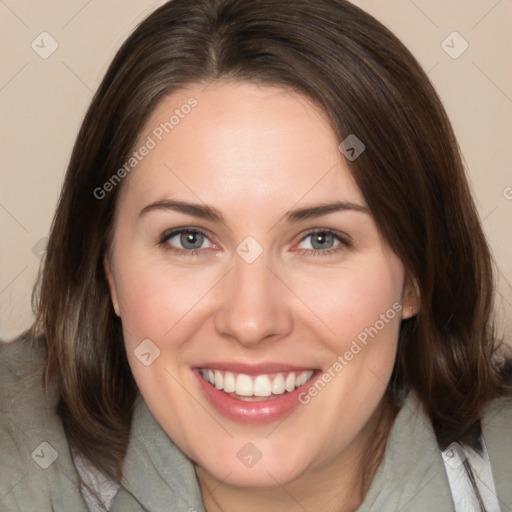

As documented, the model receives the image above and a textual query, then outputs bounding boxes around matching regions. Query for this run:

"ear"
[401,273,420,320]
[104,252,121,317]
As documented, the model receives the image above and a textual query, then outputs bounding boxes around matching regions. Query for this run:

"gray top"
[1,335,511,511]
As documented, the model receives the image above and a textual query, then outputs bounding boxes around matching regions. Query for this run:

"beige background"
[0,0,511,342]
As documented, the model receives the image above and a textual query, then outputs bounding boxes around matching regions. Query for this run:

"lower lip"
[193,369,320,425]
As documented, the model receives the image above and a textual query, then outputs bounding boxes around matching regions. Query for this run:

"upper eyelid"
[160,226,211,241]
[297,228,350,241]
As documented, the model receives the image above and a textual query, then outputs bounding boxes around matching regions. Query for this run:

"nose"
[214,252,294,348]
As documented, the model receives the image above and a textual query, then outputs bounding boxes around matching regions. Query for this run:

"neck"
[195,393,397,512]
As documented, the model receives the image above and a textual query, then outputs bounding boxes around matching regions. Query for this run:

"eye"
[295,229,350,256]
[159,228,214,255]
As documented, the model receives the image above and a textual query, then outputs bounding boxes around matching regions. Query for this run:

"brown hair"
[31,0,512,502]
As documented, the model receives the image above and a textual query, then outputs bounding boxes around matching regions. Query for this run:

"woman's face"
[105,80,415,487]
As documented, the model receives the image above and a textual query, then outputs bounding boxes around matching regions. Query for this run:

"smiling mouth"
[198,368,317,401]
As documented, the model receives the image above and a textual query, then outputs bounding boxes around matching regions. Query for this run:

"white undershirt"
[441,436,501,512]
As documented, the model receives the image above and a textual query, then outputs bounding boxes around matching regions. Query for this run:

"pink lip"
[192,367,321,425]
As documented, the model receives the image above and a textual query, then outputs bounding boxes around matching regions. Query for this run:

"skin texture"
[105,80,418,512]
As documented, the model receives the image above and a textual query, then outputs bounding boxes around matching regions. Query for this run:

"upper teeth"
[200,369,315,397]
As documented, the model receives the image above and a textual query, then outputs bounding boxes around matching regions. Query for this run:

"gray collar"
[111,392,206,511]
[109,389,455,512]
[356,389,454,511]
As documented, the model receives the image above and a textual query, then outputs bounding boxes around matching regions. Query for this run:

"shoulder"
[0,332,89,511]
[480,394,512,508]
[0,332,53,435]
[1,331,48,399]
[0,332,52,434]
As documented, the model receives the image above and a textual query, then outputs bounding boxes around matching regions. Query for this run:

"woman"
[1,0,511,511]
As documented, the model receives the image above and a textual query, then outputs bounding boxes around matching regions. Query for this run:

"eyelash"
[158,227,351,257]
[158,227,211,257]
[295,228,351,257]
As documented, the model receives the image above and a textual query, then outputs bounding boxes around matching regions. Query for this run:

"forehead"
[118,80,365,215]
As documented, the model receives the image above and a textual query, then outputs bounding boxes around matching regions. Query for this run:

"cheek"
[114,253,218,344]
[112,254,212,414]
[290,258,403,356]
[282,263,403,456]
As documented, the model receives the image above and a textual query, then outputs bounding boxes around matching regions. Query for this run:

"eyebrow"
[138,199,369,223]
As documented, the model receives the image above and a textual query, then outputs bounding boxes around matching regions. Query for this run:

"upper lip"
[195,361,319,375]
